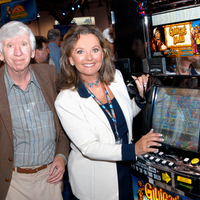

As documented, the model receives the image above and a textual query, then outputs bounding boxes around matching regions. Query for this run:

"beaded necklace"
[84,77,100,87]
[180,67,191,74]
[85,83,122,144]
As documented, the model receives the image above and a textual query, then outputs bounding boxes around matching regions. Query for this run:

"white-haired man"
[0,21,69,200]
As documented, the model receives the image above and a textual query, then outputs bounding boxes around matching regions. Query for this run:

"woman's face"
[69,33,104,81]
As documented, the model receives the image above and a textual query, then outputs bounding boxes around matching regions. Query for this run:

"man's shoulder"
[48,42,59,48]
[48,42,55,46]
[31,64,57,76]
[31,63,56,69]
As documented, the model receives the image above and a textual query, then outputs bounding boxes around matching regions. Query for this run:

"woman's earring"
[71,63,74,66]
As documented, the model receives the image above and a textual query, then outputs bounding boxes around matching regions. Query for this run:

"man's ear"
[31,49,36,58]
[35,49,40,56]
[0,52,4,61]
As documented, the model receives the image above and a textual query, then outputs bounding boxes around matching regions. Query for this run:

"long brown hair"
[57,25,116,92]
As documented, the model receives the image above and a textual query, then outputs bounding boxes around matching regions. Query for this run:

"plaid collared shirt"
[4,66,56,167]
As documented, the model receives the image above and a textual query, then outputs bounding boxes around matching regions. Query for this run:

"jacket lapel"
[30,65,60,141]
[109,80,132,136]
[30,64,55,112]
[81,96,112,131]
[0,66,13,144]
[78,78,132,137]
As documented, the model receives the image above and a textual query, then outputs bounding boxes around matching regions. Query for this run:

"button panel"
[140,150,200,175]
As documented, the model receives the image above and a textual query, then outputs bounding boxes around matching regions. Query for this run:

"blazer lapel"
[78,78,132,136]
[109,81,132,135]
[81,96,112,131]
[30,65,60,141]
[31,65,55,111]
[0,66,13,144]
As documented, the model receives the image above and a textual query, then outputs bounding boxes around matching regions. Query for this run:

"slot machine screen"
[149,12,200,59]
[151,87,200,152]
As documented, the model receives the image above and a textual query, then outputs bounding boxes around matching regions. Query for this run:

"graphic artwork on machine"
[132,175,194,200]
[151,20,200,58]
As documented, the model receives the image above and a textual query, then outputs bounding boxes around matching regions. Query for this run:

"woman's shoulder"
[114,69,123,81]
[56,88,78,102]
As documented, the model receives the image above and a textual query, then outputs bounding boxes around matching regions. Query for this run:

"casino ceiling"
[36,0,109,24]
[146,0,200,14]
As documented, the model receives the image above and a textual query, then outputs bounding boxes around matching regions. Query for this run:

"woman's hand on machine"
[134,129,163,156]
[132,74,149,98]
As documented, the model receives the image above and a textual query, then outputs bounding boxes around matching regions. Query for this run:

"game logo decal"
[151,20,200,58]
[132,175,194,200]
[10,5,28,20]
[164,22,191,48]
[1,0,37,24]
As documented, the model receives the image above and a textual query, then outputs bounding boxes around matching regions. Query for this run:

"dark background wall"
[111,0,145,137]
[111,0,144,67]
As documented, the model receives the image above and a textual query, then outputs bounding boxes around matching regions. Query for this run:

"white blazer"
[55,70,141,200]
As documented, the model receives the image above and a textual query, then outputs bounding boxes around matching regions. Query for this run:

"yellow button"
[191,158,199,166]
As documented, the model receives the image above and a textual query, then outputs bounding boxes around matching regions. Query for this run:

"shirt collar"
[77,81,90,98]
[48,42,58,48]
[4,65,41,94]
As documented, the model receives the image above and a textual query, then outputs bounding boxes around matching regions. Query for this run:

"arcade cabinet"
[131,1,200,200]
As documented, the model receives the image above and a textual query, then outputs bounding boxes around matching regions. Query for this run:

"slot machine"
[131,1,200,200]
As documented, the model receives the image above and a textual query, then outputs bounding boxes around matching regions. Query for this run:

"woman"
[55,25,162,200]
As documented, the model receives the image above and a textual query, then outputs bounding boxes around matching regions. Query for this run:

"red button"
[8,158,12,161]
[5,178,9,182]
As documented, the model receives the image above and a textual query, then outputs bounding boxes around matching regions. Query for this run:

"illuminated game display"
[151,20,200,58]
[152,87,200,152]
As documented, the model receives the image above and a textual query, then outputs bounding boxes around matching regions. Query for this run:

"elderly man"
[47,29,61,73]
[31,36,55,66]
[0,21,69,200]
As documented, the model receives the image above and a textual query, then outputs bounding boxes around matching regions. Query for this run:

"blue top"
[48,42,61,74]
[189,66,198,75]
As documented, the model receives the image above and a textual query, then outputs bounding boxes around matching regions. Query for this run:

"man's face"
[154,30,161,41]
[0,33,35,74]
[37,42,50,63]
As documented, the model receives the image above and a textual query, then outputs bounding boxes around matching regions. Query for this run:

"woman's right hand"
[132,74,149,98]
[134,129,163,156]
